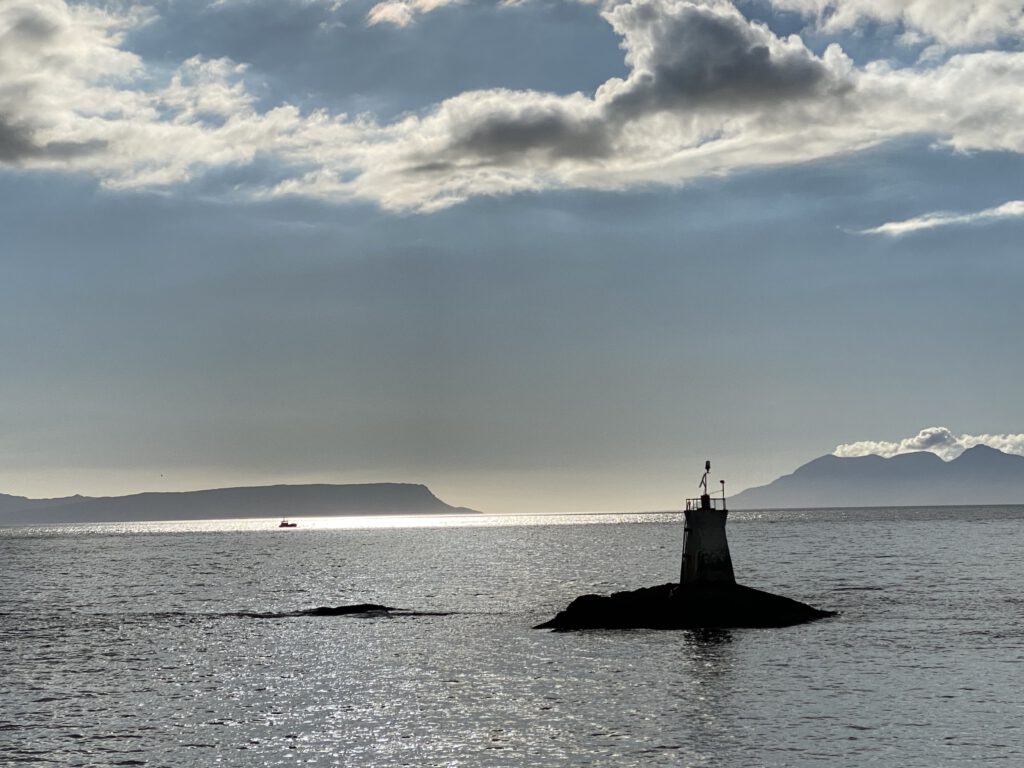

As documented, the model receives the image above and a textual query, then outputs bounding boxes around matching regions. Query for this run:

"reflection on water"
[0,511,686,537]
[685,627,733,647]
[4,503,1021,538]
[3,506,1024,766]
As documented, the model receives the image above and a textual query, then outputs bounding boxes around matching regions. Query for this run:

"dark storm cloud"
[603,0,838,117]
[0,116,107,163]
[416,1,843,175]
[455,106,611,161]
[0,117,39,162]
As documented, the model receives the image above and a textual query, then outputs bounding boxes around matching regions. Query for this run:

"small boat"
[278,518,297,528]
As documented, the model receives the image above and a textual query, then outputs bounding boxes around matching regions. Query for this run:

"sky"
[2,0,1024,512]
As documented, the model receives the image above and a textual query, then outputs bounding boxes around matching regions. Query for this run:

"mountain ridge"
[731,445,1024,509]
[0,482,475,525]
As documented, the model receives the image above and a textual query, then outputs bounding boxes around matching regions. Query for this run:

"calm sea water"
[2,507,1023,767]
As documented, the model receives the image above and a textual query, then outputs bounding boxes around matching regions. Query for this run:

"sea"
[2,506,1022,767]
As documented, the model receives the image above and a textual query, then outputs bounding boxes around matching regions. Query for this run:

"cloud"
[0,115,107,161]
[441,90,611,161]
[0,0,144,166]
[366,0,461,27]
[0,0,354,188]
[858,200,1024,236]
[6,0,1024,211]
[600,0,844,116]
[367,2,416,27]
[767,0,1024,47]
[0,117,49,162]
[342,0,862,208]
[335,0,1024,46]
[834,427,1024,461]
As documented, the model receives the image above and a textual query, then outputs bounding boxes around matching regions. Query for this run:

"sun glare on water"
[2,512,689,537]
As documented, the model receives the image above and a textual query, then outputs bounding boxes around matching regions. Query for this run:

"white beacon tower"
[679,460,735,585]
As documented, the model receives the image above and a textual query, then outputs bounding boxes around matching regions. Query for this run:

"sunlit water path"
[3,507,1023,766]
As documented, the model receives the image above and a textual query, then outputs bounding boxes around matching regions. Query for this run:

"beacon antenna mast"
[688,459,726,512]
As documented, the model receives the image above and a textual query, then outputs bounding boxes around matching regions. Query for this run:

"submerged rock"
[535,582,835,630]
[233,603,393,619]
[235,603,451,619]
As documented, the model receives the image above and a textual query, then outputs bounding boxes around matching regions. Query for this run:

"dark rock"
[535,582,836,630]
[235,604,452,619]
[304,604,393,616]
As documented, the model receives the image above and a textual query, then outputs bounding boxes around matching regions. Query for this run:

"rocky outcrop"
[535,582,835,630]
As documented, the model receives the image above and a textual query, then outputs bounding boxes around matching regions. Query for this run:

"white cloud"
[834,427,1024,461]
[0,0,366,188]
[767,0,1024,47]
[5,0,1024,211]
[859,200,1024,236]
[366,0,462,27]
[366,2,417,27]
[339,2,1024,209]
[222,0,1024,43]
[320,0,1024,44]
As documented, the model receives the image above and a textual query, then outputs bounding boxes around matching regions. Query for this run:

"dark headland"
[0,483,475,525]
[537,462,835,631]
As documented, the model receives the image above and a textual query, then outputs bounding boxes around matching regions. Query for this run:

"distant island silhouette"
[731,445,1024,509]
[0,483,475,525]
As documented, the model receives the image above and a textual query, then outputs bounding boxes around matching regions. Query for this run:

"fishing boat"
[278,518,297,528]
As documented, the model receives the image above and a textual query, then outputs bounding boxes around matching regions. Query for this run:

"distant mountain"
[0,492,90,517]
[0,483,475,525]
[730,445,1024,509]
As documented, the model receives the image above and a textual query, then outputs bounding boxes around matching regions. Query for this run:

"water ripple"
[2,507,1024,766]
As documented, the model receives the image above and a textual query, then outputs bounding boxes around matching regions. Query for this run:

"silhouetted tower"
[680,460,735,584]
